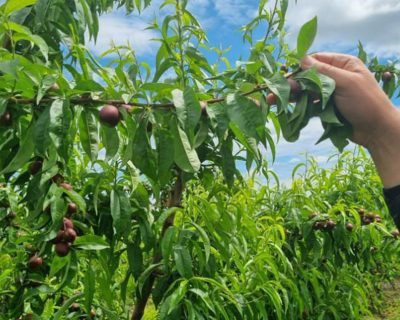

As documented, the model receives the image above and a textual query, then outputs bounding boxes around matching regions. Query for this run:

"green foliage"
[0,0,399,319]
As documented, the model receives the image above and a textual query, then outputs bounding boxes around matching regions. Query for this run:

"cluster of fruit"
[53,218,77,257]
[358,209,382,225]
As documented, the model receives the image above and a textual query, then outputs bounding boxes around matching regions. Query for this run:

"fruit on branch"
[325,220,336,230]
[382,71,393,82]
[63,218,74,229]
[280,64,289,73]
[55,242,70,257]
[70,303,80,312]
[67,203,78,214]
[362,217,372,225]
[313,221,325,230]
[392,230,400,238]
[346,223,353,232]
[288,79,301,101]
[51,174,64,184]
[308,212,318,220]
[54,230,66,243]
[60,182,73,191]
[28,255,43,269]
[357,208,365,216]
[0,111,12,127]
[64,228,77,242]
[28,160,43,175]
[7,211,17,219]
[99,105,120,127]
[267,93,278,105]
[374,214,382,223]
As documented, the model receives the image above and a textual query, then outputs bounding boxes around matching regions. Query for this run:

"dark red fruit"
[99,105,120,127]
[67,203,78,214]
[288,78,301,101]
[63,218,74,229]
[60,182,73,191]
[391,230,400,238]
[51,174,64,184]
[280,65,289,73]
[367,212,375,220]
[382,71,393,82]
[54,230,66,243]
[28,255,43,269]
[357,208,365,216]
[70,303,80,312]
[325,220,336,230]
[55,242,70,257]
[29,160,43,175]
[64,228,77,242]
[313,221,325,230]
[346,223,353,232]
[363,217,371,225]
[266,93,277,105]
[0,111,12,127]
[7,211,16,219]
[308,212,318,220]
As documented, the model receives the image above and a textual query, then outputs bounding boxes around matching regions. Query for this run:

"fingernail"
[300,55,315,69]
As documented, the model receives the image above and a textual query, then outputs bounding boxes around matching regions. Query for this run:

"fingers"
[300,55,351,83]
[311,52,361,69]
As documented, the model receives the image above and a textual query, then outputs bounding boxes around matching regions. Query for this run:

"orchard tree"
[0,0,399,319]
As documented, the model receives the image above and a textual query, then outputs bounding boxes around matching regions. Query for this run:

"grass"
[364,280,400,320]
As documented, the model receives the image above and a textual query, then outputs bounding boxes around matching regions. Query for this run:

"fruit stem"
[131,172,184,320]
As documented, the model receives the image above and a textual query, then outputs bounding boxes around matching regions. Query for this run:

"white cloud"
[285,0,400,57]
[87,13,158,56]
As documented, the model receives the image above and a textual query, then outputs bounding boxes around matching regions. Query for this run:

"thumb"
[301,55,350,83]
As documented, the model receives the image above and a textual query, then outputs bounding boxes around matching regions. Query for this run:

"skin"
[301,53,400,188]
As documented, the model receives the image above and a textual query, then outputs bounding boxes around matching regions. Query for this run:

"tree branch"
[131,173,184,320]
[9,71,298,109]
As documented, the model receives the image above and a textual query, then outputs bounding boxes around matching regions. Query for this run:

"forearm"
[367,108,400,188]
[367,107,400,229]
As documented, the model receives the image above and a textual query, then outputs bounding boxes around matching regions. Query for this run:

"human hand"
[301,53,397,148]
[301,53,400,187]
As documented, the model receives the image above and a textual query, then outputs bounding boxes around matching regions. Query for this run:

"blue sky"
[85,0,400,183]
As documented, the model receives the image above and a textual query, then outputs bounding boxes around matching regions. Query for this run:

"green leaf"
[49,99,71,161]
[101,125,119,159]
[296,16,318,58]
[84,256,95,313]
[161,226,177,262]
[79,110,99,162]
[170,118,201,173]
[173,245,193,279]
[2,0,37,16]
[1,124,34,174]
[226,93,264,140]
[173,87,202,145]
[73,235,109,250]
[110,189,131,237]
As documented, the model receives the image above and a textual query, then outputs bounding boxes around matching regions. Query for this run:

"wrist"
[367,108,400,188]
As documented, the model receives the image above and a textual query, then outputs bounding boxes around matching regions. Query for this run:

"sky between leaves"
[85,0,399,183]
